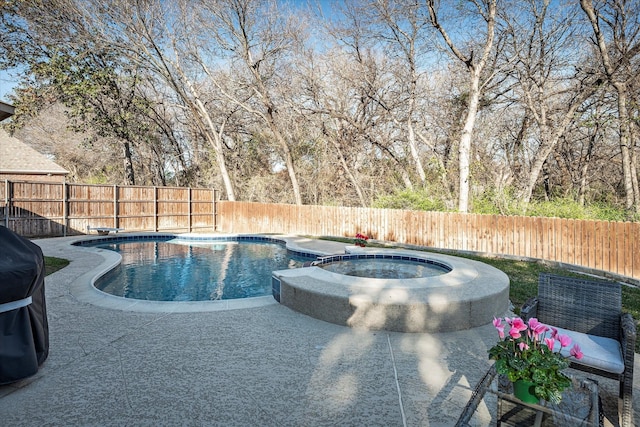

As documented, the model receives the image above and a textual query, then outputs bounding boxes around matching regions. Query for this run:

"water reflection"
[94,240,312,301]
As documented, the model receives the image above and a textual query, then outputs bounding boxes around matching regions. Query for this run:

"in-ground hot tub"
[272,247,510,333]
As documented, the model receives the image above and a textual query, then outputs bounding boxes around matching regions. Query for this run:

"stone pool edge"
[272,247,510,333]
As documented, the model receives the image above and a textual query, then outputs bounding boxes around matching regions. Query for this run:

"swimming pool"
[81,236,314,302]
[315,255,451,279]
[273,247,510,332]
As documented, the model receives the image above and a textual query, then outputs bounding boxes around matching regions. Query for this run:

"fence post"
[113,185,118,229]
[188,187,192,233]
[62,181,68,237]
[154,186,158,232]
[3,179,9,229]
[213,189,217,232]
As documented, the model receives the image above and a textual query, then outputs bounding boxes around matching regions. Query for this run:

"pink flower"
[550,327,558,338]
[519,342,530,351]
[493,318,505,339]
[570,344,584,360]
[512,317,528,332]
[557,334,572,348]
[509,326,522,339]
[534,324,548,335]
[544,337,555,351]
[527,318,540,329]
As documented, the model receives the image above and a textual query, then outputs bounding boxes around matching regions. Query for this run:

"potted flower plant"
[354,233,369,247]
[488,316,584,404]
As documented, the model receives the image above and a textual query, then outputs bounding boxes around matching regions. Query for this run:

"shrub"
[373,188,448,211]
[525,198,588,219]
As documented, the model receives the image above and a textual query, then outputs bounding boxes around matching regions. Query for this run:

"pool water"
[319,258,449,279]
[93,240,313,301]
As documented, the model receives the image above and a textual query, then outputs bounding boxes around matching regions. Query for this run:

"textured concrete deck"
[0,234,638,426]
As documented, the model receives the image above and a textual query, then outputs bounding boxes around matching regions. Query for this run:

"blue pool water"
[316,255,451,279]
[319,259,449,279]
[90,239,313,301]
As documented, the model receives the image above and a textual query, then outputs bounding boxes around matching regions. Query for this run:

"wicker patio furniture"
[520,273,636,427]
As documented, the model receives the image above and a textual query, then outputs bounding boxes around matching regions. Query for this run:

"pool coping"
[65,232,342,313]
[272,246,510,332]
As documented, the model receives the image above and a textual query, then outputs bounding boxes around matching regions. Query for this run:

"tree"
[504,0,600,205]
[0,0,156,185]
[93,0,239,198]
[196,0,307,205]
[426,0,498,212]
[365,0,431,187]
[580,0,640,213]
[315,0,417,195]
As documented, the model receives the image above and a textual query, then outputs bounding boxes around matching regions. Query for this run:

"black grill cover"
[0,225,49,384]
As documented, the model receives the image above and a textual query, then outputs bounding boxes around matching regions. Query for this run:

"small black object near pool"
[0,225,49,384]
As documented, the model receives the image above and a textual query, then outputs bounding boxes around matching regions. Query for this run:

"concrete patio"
[1,235,639,426]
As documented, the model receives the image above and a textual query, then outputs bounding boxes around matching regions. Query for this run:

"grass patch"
[44,256,69,276]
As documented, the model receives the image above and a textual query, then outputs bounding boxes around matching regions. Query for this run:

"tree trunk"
[631,119,640,212]
[427,0,496,213]
[330,137,367,207]
[197,104,236,201]
[122,141,136,185]
[271,122,303,205]
[175,64,237,201]
[458,74,481,212]
[615,84,636,210]
[407,113,426,186]
[578,131,596,206]
[580,0,639,212]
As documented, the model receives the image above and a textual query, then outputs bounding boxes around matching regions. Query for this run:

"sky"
[0,70,17,102]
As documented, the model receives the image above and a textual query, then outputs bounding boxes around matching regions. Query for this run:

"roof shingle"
[0,128,69,175]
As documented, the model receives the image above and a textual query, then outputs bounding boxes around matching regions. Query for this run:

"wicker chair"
[521,273,636,427]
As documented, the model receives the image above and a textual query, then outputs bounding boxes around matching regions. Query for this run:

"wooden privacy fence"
[3,182,640,281]
[1,180,217,236]
[217,201,640,281]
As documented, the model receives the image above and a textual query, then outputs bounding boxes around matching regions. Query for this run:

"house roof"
[0,101,15,122]
[0,128,69,175]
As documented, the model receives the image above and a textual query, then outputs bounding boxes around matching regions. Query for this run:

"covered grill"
[0,225,49,384]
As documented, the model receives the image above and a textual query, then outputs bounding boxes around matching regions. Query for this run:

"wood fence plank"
[633,222,640,279]
[594,220,603,271]
[462,213,471,252]
[521,216,531,258]
[7,182,640,280]
[609,221,617,275]
[567,219,576,266]
[625,222,633,277]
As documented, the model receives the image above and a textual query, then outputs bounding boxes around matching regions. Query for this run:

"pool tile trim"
[313,253,452,273]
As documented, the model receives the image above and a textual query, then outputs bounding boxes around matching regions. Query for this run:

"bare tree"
[364,0,431,186]
[504,0,600,204]
[195,0,306,205]
[318,1,416,193]
[3,0,639,212]
[580,0,640,212]
[426,0,498,212]
[95,0,239,199]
